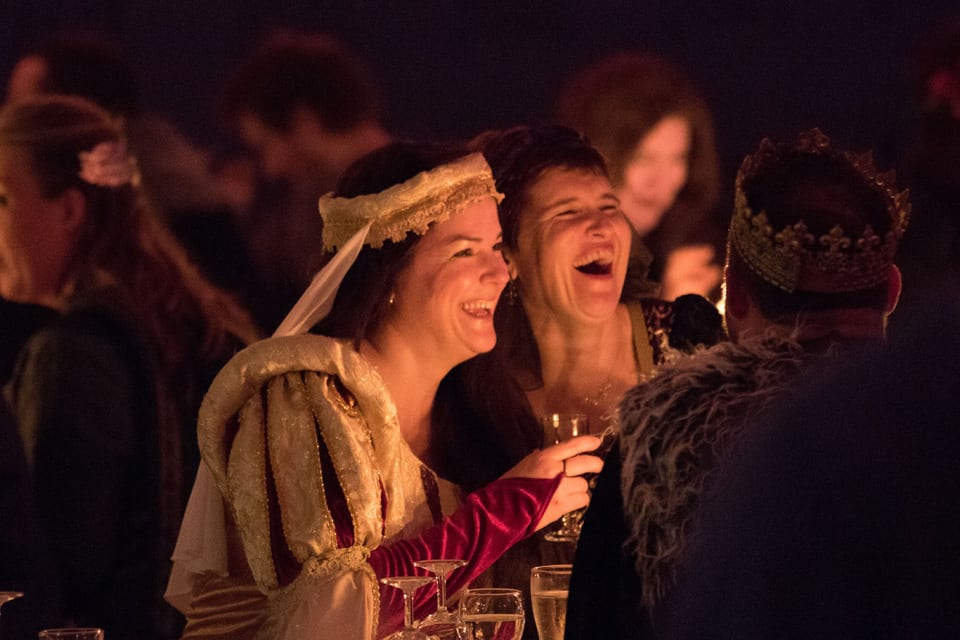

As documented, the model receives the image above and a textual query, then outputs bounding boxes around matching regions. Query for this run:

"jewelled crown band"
[729,129,910,294]
[78,140,140,188]
[273,152,503,336]
[319,152,504,252]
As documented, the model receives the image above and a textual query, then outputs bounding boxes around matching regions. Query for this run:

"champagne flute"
[541,413,589,542]
[530,564,571,640]
[380,576,435,639]
[413,559,465,639]
[0,592,23,640]
[457,588,524,640]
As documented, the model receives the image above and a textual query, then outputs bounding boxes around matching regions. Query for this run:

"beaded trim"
[319,152,503,252]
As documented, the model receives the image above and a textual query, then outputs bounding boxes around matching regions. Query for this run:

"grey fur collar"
[619,333,820,609]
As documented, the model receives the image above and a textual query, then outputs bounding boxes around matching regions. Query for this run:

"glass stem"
[403,588,415,630]
[436,574,447,611]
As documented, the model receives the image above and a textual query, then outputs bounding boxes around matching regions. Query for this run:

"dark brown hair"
[555,52,719,213]
[219,29,382,133]
[19,29,139,118]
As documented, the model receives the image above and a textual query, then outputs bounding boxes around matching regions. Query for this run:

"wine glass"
[0,592,23,640]
[530,564,571,640]
[380,575,436,639]
[457,588,524,640]
[413,558,465,639]
[541,412,589,542]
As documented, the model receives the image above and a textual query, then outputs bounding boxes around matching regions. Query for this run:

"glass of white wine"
[457,588,524,640]
[413,558,465,639]
[530,564,571,640]
[541,413,589,542]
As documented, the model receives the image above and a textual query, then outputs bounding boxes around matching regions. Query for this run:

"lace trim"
[320,152,504,251]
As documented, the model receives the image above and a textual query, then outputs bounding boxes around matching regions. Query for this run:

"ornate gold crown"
[319,152,503,252]
[729,129,910,293]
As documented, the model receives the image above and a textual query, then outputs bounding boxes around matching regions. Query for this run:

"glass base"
[382,629,431,640]
[417,620,459,640]
[543,529,580,543]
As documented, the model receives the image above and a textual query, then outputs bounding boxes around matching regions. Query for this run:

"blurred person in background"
[217,29,391,331]
[894,16,960,332]
[0,95,259,639]
[6,28,259,327]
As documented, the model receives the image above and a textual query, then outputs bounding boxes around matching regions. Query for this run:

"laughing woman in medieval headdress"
[167,142,603,639]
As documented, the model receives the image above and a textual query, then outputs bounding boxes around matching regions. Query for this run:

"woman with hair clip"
[167,142,602,639]
[0,95,260,639]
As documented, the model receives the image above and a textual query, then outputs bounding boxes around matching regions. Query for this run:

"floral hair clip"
[78,140,140,188]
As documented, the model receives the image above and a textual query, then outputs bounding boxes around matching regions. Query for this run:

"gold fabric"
[319,152,504,251]
[626,302,656,378]
[193,335,461,639]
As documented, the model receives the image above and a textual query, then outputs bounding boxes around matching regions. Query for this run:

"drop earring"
[506,279,519,305]
[388,291,396,305]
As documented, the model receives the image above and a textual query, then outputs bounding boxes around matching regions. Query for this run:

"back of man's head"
[219,30,382,134]
[725,129,910,325]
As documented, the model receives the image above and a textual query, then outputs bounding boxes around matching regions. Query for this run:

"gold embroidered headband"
[319,152,504,252]
[729,129,910,293]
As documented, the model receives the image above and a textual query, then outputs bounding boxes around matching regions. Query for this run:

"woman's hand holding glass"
[499,433,603,532]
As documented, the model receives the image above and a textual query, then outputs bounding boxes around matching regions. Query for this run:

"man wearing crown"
[564,129,910,639]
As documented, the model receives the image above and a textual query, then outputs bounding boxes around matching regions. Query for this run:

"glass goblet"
[380,575,436,640]
[0,592,23,640]
[412,558,465,639]
[541,412,589,542]
[530,564,571,640]
[457,587,524,640]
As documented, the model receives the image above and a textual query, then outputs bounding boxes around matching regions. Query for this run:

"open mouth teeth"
[576,261,613,275]
[574,249,614,275]
[460,300,494,317]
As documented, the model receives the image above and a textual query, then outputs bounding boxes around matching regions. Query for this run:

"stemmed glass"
[0,592,23,640]
[457,588,524,640]
[380,575,435,639]
[541,413,589,542]
[412,559,465,639]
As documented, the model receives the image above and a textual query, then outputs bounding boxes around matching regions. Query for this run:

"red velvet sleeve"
[371,474,562,635]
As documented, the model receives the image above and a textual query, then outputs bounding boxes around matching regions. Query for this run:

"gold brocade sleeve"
[197,335,451,601]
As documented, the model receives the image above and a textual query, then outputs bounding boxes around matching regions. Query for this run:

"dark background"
[2,1,957,185]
